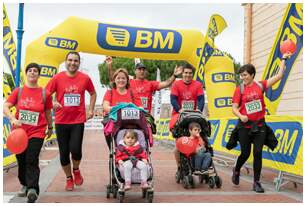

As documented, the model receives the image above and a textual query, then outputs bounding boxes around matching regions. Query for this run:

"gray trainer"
[27,188,38,203]
[17,185,27,197]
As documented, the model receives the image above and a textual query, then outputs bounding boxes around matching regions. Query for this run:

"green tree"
[98,57,186,86]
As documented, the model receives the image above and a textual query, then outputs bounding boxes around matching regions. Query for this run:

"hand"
[142,159,148,164]
[178,109,183,113]
[118,160,124,165]
[11,117,22,127]
[86,110,94,120]
[46,128,53,139]
[105,56,113,65]
[173,65,183,77]
[53,101,62,111]
[282,52,292,59]
[240,115,248,123]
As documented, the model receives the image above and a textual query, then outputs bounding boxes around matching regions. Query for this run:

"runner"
[102,68,141,114]
[169,63,205,173]
[105,56,182,113]
[46,52,97,191]
[231,52,292,193]
[4,63,53,203]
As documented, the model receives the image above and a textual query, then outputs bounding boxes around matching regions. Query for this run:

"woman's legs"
[24,138,44,195]
[235,128,252,172]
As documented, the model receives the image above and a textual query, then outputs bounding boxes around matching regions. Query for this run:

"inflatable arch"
[25,15,236,118]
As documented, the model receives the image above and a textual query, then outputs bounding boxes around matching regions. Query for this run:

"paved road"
[3,130,303,203]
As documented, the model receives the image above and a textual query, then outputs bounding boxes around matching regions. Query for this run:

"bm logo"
[97,23,182,53]
[40,65,57,78]
[45,37,78,50]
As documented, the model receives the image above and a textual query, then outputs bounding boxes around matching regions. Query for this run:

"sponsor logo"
[214,97,232,108]
[97,23,182,53]
[40,65,57,78]
[212,72,235,83]
[45,37,78,50]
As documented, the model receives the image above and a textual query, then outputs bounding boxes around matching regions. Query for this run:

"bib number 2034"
[19,110,39,126]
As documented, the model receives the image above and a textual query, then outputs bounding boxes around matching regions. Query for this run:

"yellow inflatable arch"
[25,15,236,118]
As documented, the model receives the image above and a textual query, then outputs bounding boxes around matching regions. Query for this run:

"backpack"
[18,87,46,110]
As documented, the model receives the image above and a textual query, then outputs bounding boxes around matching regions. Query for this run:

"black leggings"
[55,123,84,166]
[16,137,44,194]
[234,126,266,182]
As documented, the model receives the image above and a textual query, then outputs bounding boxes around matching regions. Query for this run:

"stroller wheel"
[215,176,222,188]
[175,170,181,183]
[106,184,111,198]
[147,191,154,203]
[112,185,118,198]
[208,176,215,189]
[142,189,147,198]
[188,175,195,188]
[182,176,190,189]
[204,174,209,184]
[118,191,124,203]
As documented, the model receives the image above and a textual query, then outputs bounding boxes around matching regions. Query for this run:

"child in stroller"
[172,110,222,189]
[116,129,150,190]
[105,105,154,203]
[188,122,212,175]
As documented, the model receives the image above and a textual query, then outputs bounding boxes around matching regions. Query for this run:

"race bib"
[19,109,39,126]
[182,100,195,110]
[140,97,148,109]
[121,108,140,120]
[245,99,262,114]
[64,93,80,106]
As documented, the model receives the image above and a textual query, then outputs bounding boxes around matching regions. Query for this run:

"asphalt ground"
[3,130,303,203]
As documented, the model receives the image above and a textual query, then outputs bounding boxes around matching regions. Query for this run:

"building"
[243,3,303,116]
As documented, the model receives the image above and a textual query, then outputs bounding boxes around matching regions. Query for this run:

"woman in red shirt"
[231,53,291,193]
[4,63,53,203]
[102,68,141,114]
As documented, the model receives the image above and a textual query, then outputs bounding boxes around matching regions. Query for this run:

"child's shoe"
[124,181,131,190]
[140,181,149,189]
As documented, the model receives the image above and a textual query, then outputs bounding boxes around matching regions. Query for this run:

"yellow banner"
[25,14,235,118]
[203,52,236,118]
[156,115,303,176]
[261,3,303,114]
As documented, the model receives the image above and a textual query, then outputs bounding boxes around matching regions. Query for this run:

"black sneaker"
[17,185,27,197]
[253,181,265,193]
[27,188,38,203]
[231,168,240,185]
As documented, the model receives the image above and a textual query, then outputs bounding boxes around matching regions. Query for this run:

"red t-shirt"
[232,80,267,122]
[171,80,204,115]
[46,71,95,124]
[6,86,53,139]
[103,88,141,108]
[130,79,160,112]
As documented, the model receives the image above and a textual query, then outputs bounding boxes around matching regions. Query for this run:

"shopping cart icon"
[106,27,130,47]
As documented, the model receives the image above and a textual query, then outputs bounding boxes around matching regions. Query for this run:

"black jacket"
[226,120,278,151]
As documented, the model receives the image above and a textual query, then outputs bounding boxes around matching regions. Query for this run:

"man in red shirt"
[170,63,205,173]
[106,56,182,113]
[46,52,97,191]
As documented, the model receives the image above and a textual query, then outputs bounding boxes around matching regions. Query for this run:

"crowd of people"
[4,51,291,202]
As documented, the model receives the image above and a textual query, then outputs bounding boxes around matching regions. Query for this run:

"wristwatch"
[281,57,288,61]
[173,74,180,78]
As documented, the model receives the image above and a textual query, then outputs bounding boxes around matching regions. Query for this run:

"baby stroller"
[172,110,222,189]
[105,106,154,203]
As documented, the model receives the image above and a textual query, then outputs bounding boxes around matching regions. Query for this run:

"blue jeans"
[193,149,212,170]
